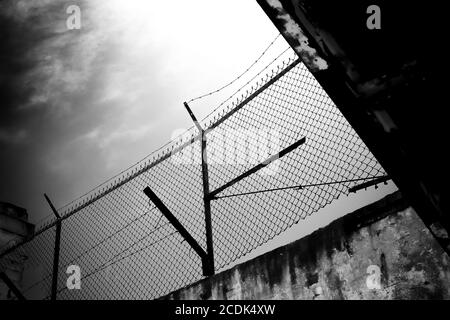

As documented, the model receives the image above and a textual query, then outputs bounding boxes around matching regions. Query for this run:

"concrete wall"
[162,192,450,300]
[0,202,35,300]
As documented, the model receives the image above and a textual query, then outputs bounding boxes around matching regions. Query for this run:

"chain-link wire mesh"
[0,51,386,300]
[0,225,56,299]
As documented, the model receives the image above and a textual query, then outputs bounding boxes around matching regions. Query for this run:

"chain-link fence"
[0,52,386,300]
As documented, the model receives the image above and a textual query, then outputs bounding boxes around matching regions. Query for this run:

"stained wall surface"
[162,192,450,300]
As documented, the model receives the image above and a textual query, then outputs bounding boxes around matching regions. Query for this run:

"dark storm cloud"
[0,0,112,218]
[0,0,175,225]
[1,0,84,134]
[0,4,41,131]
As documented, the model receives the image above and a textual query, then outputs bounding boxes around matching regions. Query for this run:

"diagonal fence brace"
[0,271,26,300]
[209,136,307,199]
[143,187,212,276]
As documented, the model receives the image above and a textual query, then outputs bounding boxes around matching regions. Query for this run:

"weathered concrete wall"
[0,202,35,300]
[162,192,450,300]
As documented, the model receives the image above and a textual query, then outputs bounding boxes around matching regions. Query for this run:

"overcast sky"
[0,0,294,225]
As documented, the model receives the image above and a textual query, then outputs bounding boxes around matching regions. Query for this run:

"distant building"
[0,202,35,300]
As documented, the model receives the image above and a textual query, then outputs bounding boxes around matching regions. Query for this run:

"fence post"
[201,129,215,276]
[44,194,62,300]
[183,102,215,276]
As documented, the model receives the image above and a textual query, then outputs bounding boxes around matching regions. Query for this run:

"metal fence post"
[201,129,215,276]
[44,194,62,300]
[184,102,215,276]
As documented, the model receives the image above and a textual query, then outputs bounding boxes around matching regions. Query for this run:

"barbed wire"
[186,33,281,104]
[202,46,294,127]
